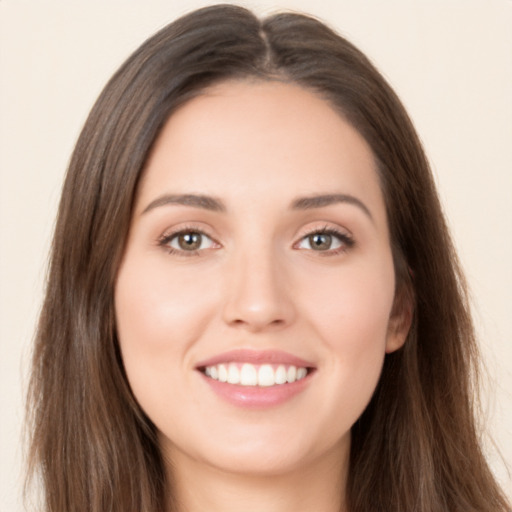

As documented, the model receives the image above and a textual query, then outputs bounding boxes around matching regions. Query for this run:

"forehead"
[137,80,384,218]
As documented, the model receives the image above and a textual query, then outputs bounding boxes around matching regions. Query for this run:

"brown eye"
[308,233,333,251]
[296,229,353,254]
[177,232,203,251]
[163,230,216,253]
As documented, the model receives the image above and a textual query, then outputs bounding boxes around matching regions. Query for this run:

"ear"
[385,283,414,354]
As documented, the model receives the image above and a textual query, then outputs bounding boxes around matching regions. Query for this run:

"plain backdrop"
[1,0,511,509]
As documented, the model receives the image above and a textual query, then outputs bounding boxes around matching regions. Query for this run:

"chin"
[159,420,350,478]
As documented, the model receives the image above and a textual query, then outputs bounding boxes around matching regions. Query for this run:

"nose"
[221,247,296,332]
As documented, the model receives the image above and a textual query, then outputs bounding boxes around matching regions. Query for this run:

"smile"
[196,349,316,407]
[203,363,309,387]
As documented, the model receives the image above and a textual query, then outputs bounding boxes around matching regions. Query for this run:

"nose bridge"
[222,238,294,331]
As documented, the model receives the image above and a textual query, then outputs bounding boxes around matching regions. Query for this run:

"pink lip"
[201,375,313,408]
[195,349,315,369]
[195,349,316,409]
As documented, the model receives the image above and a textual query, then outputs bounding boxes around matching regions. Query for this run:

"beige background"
[1,0,510,509]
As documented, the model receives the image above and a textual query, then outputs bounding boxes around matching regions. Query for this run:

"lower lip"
[199,372,313,408]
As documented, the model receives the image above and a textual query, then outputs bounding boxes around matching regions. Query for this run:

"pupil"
[179,233,201,250]
[311,233,331,250]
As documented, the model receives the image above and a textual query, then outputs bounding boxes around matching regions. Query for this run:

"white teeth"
[203,363,309,387]
[227,364,240,384]
[240,363,258,386]
[258,364,275,387]
[297,367,307,380]
[218,364,228,383]
[286,365,297,383]
[275,365,287,384]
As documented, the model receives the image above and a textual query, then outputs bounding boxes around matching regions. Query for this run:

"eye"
[158,229,217,255]
[296,228,354,254]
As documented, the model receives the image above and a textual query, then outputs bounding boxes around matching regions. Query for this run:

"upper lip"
[195,349,315,369]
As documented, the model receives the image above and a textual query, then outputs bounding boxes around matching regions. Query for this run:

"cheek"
[114,256,218,397]
[116,257,215,343]
[304,257,396,347]
[300,258,395,415]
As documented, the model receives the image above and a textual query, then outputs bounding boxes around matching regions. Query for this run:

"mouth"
[195,349,316,407]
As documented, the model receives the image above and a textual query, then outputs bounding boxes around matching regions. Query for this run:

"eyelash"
[157,225,355,257]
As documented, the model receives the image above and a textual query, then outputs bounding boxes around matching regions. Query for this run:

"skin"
[115,80,411,512]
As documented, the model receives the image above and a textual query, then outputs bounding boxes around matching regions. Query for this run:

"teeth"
[240,363,258,386]
[258,364,274,387]
[275,365,287,385]
[218,364,228,383]
[297,367,307,380]
[227,364,240,384]
[286,365,297,383]
[203,363,309,387]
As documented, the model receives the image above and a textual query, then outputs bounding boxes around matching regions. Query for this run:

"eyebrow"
[141,192,372,220]
[291,194,373,220]
[142,194,226,214]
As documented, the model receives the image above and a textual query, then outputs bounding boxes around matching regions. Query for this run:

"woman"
[26,4,511,512]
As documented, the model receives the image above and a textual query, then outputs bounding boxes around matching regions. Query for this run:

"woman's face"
[115,80,409,477]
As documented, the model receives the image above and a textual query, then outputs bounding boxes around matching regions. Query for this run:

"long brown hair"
[26,4,510,511]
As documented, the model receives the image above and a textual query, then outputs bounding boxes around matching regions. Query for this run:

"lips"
[195,349,316,408]
[196,349,314,367]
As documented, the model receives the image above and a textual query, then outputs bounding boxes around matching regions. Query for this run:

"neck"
[165,444,349,512]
